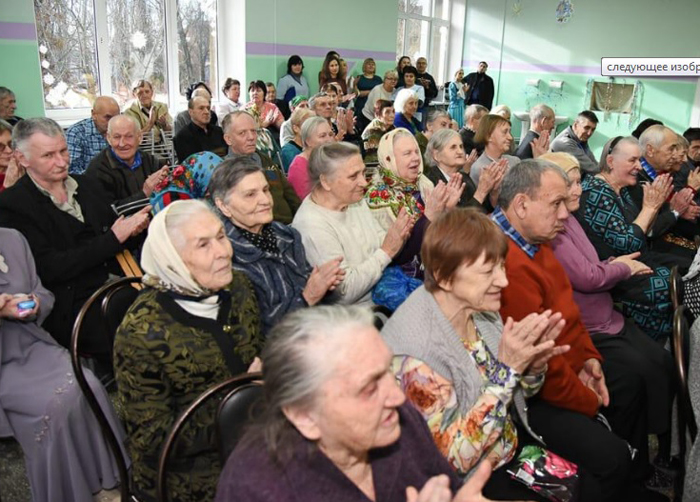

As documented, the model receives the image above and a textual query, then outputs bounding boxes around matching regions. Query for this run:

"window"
[396,0,450,83]
[34,0,219,118]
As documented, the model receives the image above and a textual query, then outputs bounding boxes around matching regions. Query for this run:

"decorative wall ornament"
[555,0,574,24]
[512,1,523,16]
[585,78,644,128]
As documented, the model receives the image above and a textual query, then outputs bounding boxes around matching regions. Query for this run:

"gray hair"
[529,104,554,122]
[208,157,265,206]
[491,104,511,119]
[677,134,690,150]
[107,114,140,136]
[307,93,328,112]
[426,129,461,168]
[394,88,417,114]
[0,87,14,101]
[290,107,314,129]
[308,141,361,189]
[464,104,488,123]
[222,110,254,135]
[250,305,375,461]
[497,158,568,210]
[0,119,12,136]
[383,70,399,80]
[164,200,218,252]
[598,136,640,173]
[426,110,450,126]
[12,117,65,156]
[639,125,673,154]
[300,116,329,148]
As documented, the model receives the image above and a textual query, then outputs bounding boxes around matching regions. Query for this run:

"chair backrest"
[216,382,264,464]
[157,372,263,502]
[372,304,393,330]
[70,276,143,502]
[671,265,683,312]
[672,305,698,458]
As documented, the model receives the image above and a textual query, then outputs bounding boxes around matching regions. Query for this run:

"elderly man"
[462,61,494,110]
[415,57,438,126]
[493,159,665,502]
[551,110,599,174]
[515,104,555,160]
[86,114,168,209]
[65,96,120,175]
[0,87,22,126]
[0,118,150,353]
[173,96,227,162]
[125,79,172,143]
[459,104,488,156]
[223,111,300,224]
[173,86,219,135]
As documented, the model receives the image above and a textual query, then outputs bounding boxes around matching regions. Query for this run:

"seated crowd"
[2,48,700,502]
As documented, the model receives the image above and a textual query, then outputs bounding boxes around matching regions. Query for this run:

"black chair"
[671,265,683,312]
[157,372,263,502]
[216,381,264,464]
[372,304,393,330]
[70,276,142,502]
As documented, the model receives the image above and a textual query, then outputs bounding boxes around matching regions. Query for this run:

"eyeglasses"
[607,136,623,155]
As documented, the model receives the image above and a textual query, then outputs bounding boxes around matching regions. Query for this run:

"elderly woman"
[578,136,681,342]
[288,116,335,199]
[425,129,505,210]
[114,200,263,502]
[383,209,595,501]
[361,99,395,163]
[0,118,24,191]
[415,109,451,156]
[0,227,124,502]
[393,88,423,134]
[491,104,512,121]
[279,95,309,148]
[280,107,314,173]
[210,157,344,336]
[292,142,414,305]
[470,114,521,187]
[124,79,172,143]
[448,69,468,128]
[214,78,242,123]
[216,304,515,502]
[277,55,310,106]
[245,80,285,131]
[362,70,398,123]
[547,151,674,469]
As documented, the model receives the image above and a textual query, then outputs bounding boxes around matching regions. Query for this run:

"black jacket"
[462,72,494,110]
[173,121,228,163]
[0,175,123,348]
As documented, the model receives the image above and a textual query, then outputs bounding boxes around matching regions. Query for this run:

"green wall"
[245,0,399,95]
[463,0,700,156]
[0,0,45,118]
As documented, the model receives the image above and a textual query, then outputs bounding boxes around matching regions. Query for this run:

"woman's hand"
[406,474,452,502]
[344,108,356,134]
[464,149,479,172]
[381,207,414,258]
[531,130,550,158]
[498,311,567,374]
[474,158,507,203]
[444,175,466,210]
[247,357,263,373]
[611,252,652,276]
[642,174,673,211]
[302,257,345,305]
[526,312,569,374]
[0,293,39,320]
[423,181,448,221]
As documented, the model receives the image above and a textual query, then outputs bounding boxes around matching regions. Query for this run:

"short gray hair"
[290,107,314,129]
[529,104,554,122]
[426,109,450,126]
[639,125,673,154]
[249,305,375,461]
[394,88,417,114]
[164,199,218,252]
[208,157,265,206]
[598,136,640,173]
[384,70,399,80]
[300,116,328,148]
[0,119,12,136]
[308,141,361,189]
[426,128,461,168]
[0,87,14,101]
[497,158,568,210]
[307,93,328,112]
[107,114,140,136]
[464,104,488,123]
[222,110,254,135]
[12,117,65,156]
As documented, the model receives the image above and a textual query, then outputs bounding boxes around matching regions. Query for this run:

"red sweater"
[500,240,602,417]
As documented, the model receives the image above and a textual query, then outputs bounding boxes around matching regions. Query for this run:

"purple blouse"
[551,216,631,335]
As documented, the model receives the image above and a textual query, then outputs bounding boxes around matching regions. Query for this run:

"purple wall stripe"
[0,22,37,41]
[246,42,396,61]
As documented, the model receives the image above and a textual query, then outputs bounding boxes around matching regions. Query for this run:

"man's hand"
[111,206,151,243]
[143,166,170,196]
[578,358,609,407]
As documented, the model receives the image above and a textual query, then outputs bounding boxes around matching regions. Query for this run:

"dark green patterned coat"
[114,271,262,502]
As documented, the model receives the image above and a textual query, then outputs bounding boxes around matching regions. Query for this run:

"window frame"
[397,0,451,84]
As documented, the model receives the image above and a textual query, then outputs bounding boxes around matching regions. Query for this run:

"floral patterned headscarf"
[365,128,431,219]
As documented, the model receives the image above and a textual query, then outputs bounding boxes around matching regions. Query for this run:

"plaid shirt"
[66,118,108,175]
[640,157,658,181]
[491,206,539,258]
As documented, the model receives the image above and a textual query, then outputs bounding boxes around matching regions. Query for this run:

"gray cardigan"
[381,287,543,453]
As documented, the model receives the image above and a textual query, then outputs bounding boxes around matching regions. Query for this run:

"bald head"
[92,96,120,135]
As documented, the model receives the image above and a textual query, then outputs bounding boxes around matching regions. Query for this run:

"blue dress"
[447,81,465,128]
